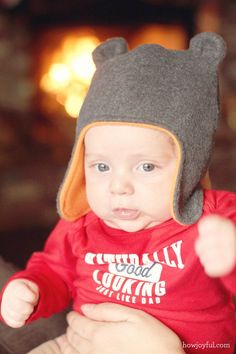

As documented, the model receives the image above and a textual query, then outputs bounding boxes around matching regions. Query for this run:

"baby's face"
[84,125,177,232]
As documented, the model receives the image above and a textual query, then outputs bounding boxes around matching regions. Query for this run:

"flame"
[40,35,100,118]
[40,28,187,119]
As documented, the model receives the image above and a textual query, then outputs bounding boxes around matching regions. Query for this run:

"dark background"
[0,0,236,268]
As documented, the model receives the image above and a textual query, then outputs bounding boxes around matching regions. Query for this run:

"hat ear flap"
[92,37,128,68]
[190,32,226,65]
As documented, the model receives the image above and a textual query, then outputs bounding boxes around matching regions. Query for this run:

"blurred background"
[0,0,235,267]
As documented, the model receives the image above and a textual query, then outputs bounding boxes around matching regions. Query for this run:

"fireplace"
[35,24,188,122]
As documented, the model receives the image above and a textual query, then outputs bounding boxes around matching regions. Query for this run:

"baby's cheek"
[88,190,109,216]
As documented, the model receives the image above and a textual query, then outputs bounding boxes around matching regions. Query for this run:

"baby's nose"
[109,175,134,195]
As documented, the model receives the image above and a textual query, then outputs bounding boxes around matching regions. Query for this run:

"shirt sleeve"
[213,191,236,294]
[0,218,81,322]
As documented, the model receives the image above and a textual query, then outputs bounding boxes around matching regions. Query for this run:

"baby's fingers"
[12,279,39,304]
[7,296,35,315]
[3,307,30,327]
[1,300,34,328]
[1,279,39,328]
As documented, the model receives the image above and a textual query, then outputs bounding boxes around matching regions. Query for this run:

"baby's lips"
[112,208,140,220]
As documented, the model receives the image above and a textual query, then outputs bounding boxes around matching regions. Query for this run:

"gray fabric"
[0,257,67,354]
[58,32,226,225]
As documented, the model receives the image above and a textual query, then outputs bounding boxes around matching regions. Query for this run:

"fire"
[39,27,186,119]
[40,35,100,118]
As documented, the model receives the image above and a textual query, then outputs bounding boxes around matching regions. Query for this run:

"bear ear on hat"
[190,32,226,65]
[92,37,128,68]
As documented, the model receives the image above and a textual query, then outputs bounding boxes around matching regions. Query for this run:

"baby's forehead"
[84,124,176,156]
[84,124,172,139]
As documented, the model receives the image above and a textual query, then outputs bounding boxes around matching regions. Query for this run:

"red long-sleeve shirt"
[1,190,236,353]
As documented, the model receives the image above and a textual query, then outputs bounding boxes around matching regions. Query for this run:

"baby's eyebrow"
[129,153,172,160]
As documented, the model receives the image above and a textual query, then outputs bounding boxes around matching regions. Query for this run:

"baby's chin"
[103,217,160,233]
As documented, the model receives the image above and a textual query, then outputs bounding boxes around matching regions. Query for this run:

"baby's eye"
[95,163,110,172]
[138,163,156,172]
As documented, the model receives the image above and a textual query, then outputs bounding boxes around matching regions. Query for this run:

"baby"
[1,32,236,354]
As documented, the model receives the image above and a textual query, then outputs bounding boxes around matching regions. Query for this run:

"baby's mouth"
[112,208,140,220]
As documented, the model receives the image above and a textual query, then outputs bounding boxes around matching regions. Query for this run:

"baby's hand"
[1,279,39,328]
[195,215,236,277]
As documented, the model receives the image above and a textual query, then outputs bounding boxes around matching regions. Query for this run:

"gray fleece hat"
[58,32,226,225]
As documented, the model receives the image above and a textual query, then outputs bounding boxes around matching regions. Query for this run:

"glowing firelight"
[40,35,100,118]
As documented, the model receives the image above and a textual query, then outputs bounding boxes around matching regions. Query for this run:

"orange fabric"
[200,170,212,189]
[58,131,90,221]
